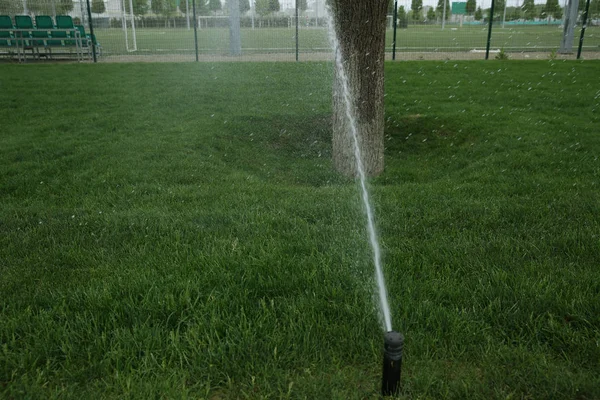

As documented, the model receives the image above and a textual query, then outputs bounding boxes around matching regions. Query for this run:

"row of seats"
[0,14,100,59]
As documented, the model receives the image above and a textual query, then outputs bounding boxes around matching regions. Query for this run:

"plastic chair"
[75,25,102,58]
[32,15,52,47]
[14,15,33,47]
[0,15,14,49]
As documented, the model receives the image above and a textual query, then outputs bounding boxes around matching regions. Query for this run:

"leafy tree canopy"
[208,0,221,13]
[466,0,476,15]
[522,0,536,20]
[125,0,150,16]
[151,0,177,17]
[411,0,423,19]
[426,7,435,19]
[268,0,279,13]
[298,0,307,12]
[541,0,562,19]
[0,0,23,14]
[255,0,269,15]
[436,0,450,19]
[91,0,106,14]
[474,5,483,19]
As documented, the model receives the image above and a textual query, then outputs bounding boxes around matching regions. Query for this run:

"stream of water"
[325,9,393,332]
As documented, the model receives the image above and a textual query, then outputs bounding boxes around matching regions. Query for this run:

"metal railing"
[1,0,599,62]
[0,28,85,61]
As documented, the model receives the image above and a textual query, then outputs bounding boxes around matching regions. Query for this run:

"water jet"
[324,5,404,396]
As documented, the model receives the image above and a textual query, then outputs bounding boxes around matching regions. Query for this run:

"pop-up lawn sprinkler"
[382,330,404,396]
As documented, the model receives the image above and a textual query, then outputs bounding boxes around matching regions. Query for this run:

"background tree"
[28,0,73,15]
[267,0,279,13]
[327,0,388,176]
[474,6,483,19]
[590,0,600,18]
[411,0,423,19]
[388,0,395,14]
[427,7,435,20]
[510,6,522,19]
[57,0,73,12]
[541,0,562,20]
[491,0,505,19]
[164,0,177,18]
[466,0,476,15]
[208,0,221,14]
[225,0,250,13]
[91,0,105,14]
[0,0,23,14]
[152,0,177,23]
[255,0,269,16]
[298,0,307,12]
[198,0,210,14]
[553,4,563,18]
[125,0,150,16]
[151,0,165,14]
[522,0,536,20]
[397,5,408,27]
[27,1,52,15]
[436,0,450,20]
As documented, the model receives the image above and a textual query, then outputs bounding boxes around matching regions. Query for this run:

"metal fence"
[1,0,599,62]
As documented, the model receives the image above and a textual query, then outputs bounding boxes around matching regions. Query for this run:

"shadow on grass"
[384,113,474,155]
[218,113,351,186]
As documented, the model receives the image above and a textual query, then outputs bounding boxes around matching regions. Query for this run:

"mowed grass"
[93,25,600,56]
[1,60,599,399]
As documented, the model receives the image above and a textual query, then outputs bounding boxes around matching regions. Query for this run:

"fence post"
[577,0,591,59]
[85,0,97,62]
[392,0,398,60]
[295,0,299,61]
[442,0,447,30]
[485,0,495,60]
[229,0,241,56]
[186,0,190,30]
[192,0,199,62]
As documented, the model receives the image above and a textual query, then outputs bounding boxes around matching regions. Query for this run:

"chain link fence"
[1,0,599,62]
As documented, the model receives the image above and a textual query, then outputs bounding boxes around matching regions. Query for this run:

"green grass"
[92,25,600,56]
[1,60,600,399]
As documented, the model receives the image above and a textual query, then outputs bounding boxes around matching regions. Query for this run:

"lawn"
[1,60,599,399]
[92,25,600,57]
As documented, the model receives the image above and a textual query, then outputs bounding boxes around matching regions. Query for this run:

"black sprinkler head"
[382,330,404,396]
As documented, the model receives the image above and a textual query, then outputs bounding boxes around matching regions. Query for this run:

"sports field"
[1,60,599,398]
[92,25,600,58]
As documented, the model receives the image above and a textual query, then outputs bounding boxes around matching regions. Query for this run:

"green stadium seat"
[75,24,102,58]
[35,15,54,29]
[35,15,65,58]
[0,15,14,48]
[55,15,74,29]
[36,16,62,47]
[32,16,51,47]
[53,15,73,44]
[14,15,33,47]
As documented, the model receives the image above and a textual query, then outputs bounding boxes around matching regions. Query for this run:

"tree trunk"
[328,0,388,177]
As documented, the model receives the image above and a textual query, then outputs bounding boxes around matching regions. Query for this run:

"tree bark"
[328,0,388,177]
